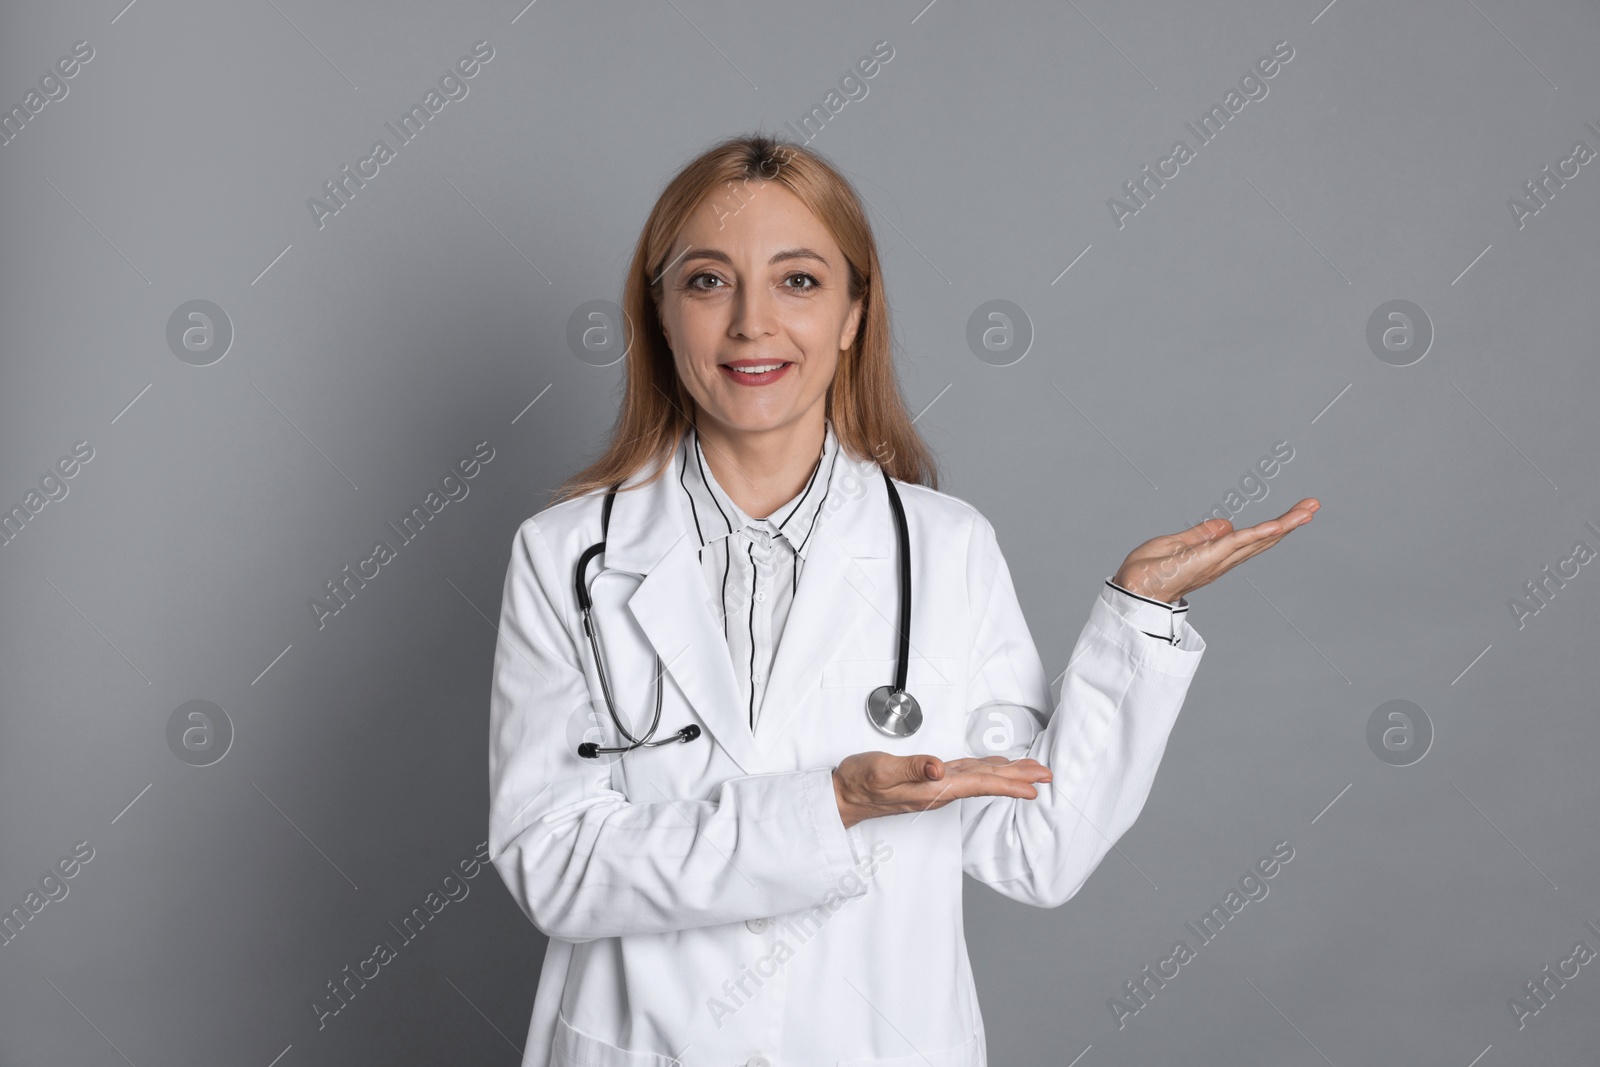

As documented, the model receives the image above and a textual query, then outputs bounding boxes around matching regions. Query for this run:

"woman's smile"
[655,179,862,446]
[719,359,794,386]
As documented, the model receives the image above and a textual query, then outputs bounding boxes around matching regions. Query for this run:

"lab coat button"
[745,917,769,933]
[746,1056,772,1067]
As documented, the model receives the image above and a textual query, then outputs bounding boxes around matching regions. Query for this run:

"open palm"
[1113,498,1320,604]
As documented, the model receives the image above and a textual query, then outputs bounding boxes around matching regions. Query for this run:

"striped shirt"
[672,419,1192,734]
[1104,577,1189,645]
[676,419,840,733]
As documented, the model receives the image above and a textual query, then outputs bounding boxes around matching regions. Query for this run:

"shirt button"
[754,589,767,602]
[746,1055,772,1067]
[751,670,763,684]
[745,917,769,933]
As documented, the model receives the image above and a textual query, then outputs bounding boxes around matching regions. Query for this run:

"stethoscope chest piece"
[866,685,922,738]
[862,470,921,738]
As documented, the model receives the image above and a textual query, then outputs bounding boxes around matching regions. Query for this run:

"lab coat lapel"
[754,449,896,751]
[601,452,765,774]
[627,536,767,773]
[600,442,897,770]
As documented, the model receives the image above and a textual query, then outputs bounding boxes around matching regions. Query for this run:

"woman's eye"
[685,272,818,292]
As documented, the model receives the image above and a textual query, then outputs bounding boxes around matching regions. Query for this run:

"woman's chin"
[701,399,802,435]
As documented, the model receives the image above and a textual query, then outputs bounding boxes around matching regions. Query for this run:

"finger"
[975,758,1052,781]
[970,780,1042,801]
[1252,499,1320,536]
[1168,517,1234,548]
[951,755,1045,771]
[1181,518,1284,562]
[1242,512,1310,541]
[959,769,1049,798]
[1209,539,1278,578]
[927,758,1030,788]
[948,760,1054,791]
[905,776,1039,811]
[1208,522,1299,574]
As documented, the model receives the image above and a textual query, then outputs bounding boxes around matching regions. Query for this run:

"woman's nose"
[729,283,778,340]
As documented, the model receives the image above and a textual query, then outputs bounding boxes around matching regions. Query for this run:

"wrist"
[1113,569,1184,604]
[832,769,860,829]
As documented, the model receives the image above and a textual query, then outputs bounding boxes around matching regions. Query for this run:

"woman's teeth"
[732,363,786,374]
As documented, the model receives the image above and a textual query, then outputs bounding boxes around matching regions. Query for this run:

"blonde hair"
[551,132,938,505]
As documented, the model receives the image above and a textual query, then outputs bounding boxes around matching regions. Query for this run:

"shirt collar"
[675,419,841,560]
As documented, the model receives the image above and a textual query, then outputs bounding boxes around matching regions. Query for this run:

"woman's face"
[657,181,863,440]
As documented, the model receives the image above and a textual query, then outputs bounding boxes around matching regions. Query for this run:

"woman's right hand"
[831,751,1053,829]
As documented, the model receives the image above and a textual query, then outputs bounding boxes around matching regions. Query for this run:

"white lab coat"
[488,444,1204,1067]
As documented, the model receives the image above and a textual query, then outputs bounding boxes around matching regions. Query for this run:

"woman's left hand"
[1112,498,1320,604]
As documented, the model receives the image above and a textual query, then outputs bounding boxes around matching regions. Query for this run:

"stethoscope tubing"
[882,467,912,694]
[573,467,914,757]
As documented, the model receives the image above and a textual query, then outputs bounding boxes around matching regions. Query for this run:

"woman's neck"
[694,413,826,520]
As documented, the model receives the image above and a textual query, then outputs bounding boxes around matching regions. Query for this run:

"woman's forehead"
[680,182,838,257]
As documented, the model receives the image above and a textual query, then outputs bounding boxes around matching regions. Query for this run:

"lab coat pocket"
[820,655,963,750]
[551,1009,679,1067]
[820,655,961,690]
[838,1026,984,1067]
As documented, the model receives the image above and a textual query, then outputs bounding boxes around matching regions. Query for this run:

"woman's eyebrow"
[679,247,830,268]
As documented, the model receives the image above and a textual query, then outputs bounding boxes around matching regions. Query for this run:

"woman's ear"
[651,292,671,352]
[840,299,864,352]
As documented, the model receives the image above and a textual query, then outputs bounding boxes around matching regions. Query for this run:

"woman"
[488,133,1317,1067]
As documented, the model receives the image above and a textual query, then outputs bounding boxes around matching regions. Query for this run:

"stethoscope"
[573,467,921,759]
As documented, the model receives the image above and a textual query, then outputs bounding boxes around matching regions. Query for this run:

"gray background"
[2,0,1597,1064]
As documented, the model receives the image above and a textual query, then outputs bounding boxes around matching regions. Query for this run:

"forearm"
[961,592,1202,906]
[490,764,866,941]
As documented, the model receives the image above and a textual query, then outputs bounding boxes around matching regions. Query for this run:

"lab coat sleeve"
[1102,578,1189,645]
[487,517,865,943]
[958,512,1204,907]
